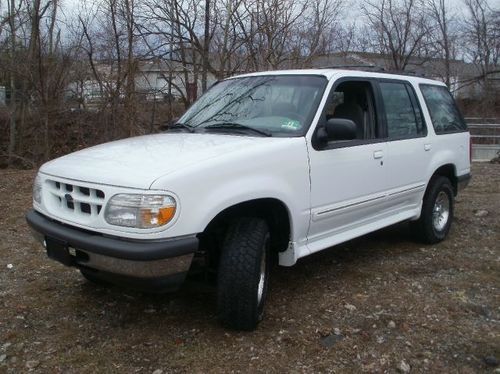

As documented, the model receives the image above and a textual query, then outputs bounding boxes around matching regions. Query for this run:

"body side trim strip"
[316,183,426,217]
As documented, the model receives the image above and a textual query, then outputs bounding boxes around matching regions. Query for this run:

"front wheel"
[411,176,454,244]
[217,217,270,331]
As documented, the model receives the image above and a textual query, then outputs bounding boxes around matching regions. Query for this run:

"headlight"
[33,174,42,204]
[104,194,176,229]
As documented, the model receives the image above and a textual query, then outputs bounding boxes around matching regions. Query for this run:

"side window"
[324,80,379,141]
[379,82,425,139]
[420,84,467,134]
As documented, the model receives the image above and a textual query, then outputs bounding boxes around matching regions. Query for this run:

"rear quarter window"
[420,84,467,134]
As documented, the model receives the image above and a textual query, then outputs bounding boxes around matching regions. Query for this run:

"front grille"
[47,180,105,217]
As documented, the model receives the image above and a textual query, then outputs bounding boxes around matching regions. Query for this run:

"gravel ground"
[0,163,499,373]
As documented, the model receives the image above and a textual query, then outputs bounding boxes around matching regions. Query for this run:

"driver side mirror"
[325,118,357,141]
[315,118,357,147]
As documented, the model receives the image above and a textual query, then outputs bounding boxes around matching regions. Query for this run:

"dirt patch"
[0,164,499,373]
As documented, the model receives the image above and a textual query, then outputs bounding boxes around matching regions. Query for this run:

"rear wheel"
[411,176,454,244]
[217,217,270,331]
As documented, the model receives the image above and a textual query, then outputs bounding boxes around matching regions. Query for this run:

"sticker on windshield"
[281,119,301,130]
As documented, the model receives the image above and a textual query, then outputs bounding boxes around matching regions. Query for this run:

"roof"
[229,68,446,86]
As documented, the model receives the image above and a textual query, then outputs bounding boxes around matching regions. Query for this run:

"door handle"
[424,144,432,151]
[373,150,384,159]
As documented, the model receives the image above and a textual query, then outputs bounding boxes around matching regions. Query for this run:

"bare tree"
[28,0,68,160]
[292,0,344,66]
[7,0,19,166]
[141,0,202,105]
[246,0,308,70]
[77,0,142,136]
[362,0,433,71]
[462,0,499,86]
[5,0,499,168]
[211,0,252,77]
[140,0,346,96]
[427,0,456,87]
[123,0,138,136]
[202,0,210,91]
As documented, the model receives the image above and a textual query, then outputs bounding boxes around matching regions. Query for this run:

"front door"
[307,79,391,253]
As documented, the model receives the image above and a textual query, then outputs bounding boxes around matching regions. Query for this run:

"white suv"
[27,69,471,330]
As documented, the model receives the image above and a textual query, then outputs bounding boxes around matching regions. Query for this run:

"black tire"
[217,217,270,331]
[411,176,454,244]
[80,269,109,286]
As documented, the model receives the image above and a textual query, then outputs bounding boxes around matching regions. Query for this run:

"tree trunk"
[125,0,136,137]
[202,0,210,92]
[7,0,17,167]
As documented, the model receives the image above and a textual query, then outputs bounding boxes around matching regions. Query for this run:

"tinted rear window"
[380,82,426,138]
[420,84,467,134]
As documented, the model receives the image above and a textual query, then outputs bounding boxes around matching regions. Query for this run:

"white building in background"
[135,60,217,101]
[66,59,217,108]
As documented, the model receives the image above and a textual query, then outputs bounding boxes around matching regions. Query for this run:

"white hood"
[40,133,278,189]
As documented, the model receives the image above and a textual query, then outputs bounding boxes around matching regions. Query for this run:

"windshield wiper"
[204,122,272,137]
[166,122,196,133]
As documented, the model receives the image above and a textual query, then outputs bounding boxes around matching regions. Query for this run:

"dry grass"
[0,163,499,373]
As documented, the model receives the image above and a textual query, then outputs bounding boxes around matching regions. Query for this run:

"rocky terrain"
[0,163,499,373]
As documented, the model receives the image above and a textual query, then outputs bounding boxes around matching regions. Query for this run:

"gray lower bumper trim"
[77,250,194,278]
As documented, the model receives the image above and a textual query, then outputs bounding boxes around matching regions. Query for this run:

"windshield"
[178,75,328,136]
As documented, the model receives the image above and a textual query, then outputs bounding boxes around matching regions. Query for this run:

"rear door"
[377,79,430,213]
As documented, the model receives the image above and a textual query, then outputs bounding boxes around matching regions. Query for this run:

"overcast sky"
[58,0,497,34]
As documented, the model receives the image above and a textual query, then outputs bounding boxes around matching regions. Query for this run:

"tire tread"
[217,217,269,331]
[411,176,454,244]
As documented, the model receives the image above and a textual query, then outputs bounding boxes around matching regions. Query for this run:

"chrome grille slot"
[47,180,105,217]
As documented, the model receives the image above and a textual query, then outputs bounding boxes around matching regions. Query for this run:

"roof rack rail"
[319,64,383,71]
[318,65,427,78]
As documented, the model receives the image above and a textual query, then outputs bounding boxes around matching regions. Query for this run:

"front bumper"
[26,209,198,291]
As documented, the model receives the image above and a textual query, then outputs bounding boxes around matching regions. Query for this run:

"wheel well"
[198,199,291,268]
[431,164,457,195]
